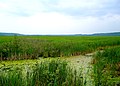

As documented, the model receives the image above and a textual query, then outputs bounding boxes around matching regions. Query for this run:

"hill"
[0,32,120,36]
[76,32,120,36]
[91,32,120,36]
[0,32,23,36]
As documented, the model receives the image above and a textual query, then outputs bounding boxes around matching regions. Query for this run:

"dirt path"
[64,53,95,86]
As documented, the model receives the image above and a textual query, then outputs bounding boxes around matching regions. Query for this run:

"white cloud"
[54,0,97,9]
[0,0,120,34]
[16,12,75,34]
[0,11,120,34]
[0,0,46,16]
[49,0,114,10]
[75,14,120,33]
[0,2,8,8]
[0,0,119,17]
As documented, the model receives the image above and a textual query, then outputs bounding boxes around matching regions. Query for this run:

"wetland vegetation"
[0,36,120,86]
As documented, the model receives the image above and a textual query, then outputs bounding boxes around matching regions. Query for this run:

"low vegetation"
[93,46,120,86]
[0,36,120,86]
[0,59,83,86]
[0,36,120,60]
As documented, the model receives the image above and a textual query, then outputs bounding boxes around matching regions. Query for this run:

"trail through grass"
[2,50,119,86]
[63,52,94,86]
[0,52,94,86]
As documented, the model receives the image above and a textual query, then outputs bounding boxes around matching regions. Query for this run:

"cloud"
[41,0,120,16]
[0,0,46,16]
[0,0,120,34]
[1,0,120,17]
[0,2,8,8]
[16,12,75,34]
[0,11,120,34]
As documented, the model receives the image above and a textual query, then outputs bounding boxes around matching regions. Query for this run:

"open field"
[0,36,120,86]
[0,36,120,60]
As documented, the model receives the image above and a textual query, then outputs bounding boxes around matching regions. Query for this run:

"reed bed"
[93,46,120,86]
[0,36,120,60]
[0,36,120,85]
[0,59,84,86]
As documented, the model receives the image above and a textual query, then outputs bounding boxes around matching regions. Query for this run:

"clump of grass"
[0,70,24,86]
[32,59,84,86]
[93,46,120,86]
[0,59,84,86]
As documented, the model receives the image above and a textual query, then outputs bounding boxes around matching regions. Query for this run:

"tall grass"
[0,59,84,86]
[93,46,120,86]
[0,36,120,60]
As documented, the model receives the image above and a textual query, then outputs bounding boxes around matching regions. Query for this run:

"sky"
[0,0,120,35]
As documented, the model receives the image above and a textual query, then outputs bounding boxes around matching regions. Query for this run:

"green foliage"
[0,36,120,60]
[94,46,120,86]
[0,59,84,86]
[0,69,24,86]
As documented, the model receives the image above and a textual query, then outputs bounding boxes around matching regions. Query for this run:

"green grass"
[0,36,120,85]
[0,36,120,60]
[93,46,120,86]
[0,58,84,86]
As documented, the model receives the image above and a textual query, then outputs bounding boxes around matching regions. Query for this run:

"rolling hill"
[0,32,120,36]
[0,32,23,36]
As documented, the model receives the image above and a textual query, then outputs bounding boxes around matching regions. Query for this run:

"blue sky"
[0,0,120,34]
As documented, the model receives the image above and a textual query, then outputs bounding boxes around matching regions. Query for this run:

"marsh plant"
[93,46,120,86]
[1,36,120,60]
[0,59,84,86]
